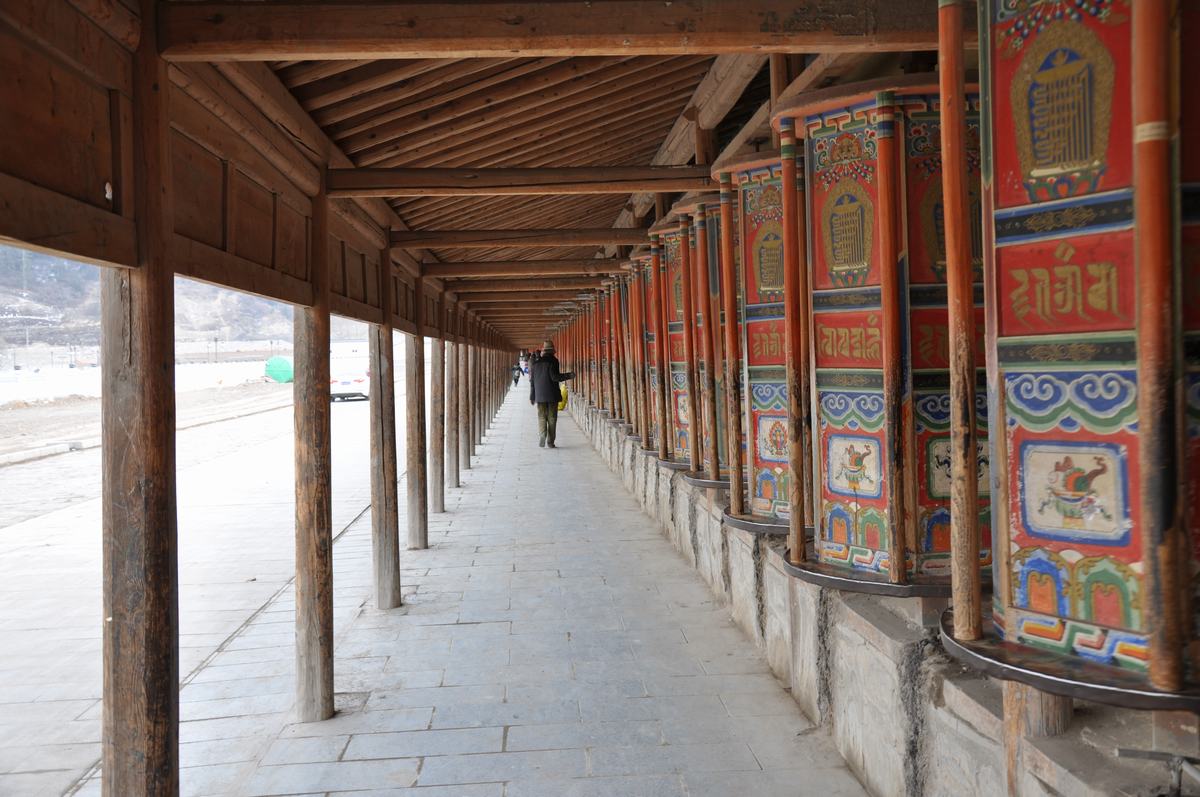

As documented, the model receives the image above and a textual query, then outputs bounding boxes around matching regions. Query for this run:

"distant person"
[511,364,521,387]
[529,340,573,448]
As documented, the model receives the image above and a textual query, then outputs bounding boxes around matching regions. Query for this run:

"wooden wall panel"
[0,3,134,268]
[230,169,274,267]
[276,200,309,282]
[171,131,223,249]
[325,210,384,323]
[168,81,320,307]
[344,244,367,304]
[0,28,114,209]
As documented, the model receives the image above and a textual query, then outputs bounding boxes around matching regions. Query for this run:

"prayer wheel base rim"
[939,609,1200,713]
[657,459,691,471]
[782,546,953,598]
[681,471,731,490]
[721,508,789,537]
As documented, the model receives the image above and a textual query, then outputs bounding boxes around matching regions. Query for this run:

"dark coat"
[529,352,573,403]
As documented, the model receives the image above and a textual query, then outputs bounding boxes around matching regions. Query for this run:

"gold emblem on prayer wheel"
[755,221,784,292]
[1011,22,1113,201]
[823,179,873,288]
[920,181,984,282]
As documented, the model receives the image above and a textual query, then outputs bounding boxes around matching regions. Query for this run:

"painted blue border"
[1017,439,1131,546]
[825,432,883,499]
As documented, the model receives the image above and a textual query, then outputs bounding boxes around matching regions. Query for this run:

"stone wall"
[570,399,1177,797]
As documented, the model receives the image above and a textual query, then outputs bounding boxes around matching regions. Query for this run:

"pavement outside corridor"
[69,386,867,796]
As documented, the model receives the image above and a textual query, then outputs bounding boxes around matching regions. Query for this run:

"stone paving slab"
[78,388,866,796]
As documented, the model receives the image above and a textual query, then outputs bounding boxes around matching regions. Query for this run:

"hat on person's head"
[542,340,555,352]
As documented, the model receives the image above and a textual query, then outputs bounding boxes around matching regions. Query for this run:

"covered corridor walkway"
[74,388,862,796]
[3,2,1194,794]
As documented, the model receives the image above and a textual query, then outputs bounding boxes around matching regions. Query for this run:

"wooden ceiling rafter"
[397,198,627,245]
[294,58,445,110]
[351,56,706,167]
[276,58,373,88]
[385,66,707,169]
[321,57,544,133]
[343,55,643,158]
[387,99,692,255]
[395,189,623,227]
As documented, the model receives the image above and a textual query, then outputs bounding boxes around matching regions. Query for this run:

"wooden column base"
[1003,682,1072,796]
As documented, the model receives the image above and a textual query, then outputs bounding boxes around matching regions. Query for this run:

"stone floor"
[86,387,867,796]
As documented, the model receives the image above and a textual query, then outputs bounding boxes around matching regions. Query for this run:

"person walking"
[529,339,573,448]
[511,364,521,387]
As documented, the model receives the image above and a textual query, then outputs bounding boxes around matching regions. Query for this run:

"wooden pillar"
[294,183,334,723]
[631,270,649,442]
[1002,682,1072,797]
[874,91,908,585]
[406,279,429,550]
[430,301,446,514]
[780,119,810,564]
[368,250,401,609]
[624,282,633,429]
[597,297,604,410]
[941,0,982,637]
[718,175,745,515]
[693,207,720,480]
[446,337,460,488]
[476,341,484,444]
[1134,0,1184,691]
[679,218,701,471]
[472,341,482,447]
[769,54,790,148]
[459,331,471,470]
[652,237,671,459]
[611,283,626,420]
[101,1,179,788]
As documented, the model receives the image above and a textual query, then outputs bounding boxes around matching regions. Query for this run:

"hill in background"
[0,245,367,350]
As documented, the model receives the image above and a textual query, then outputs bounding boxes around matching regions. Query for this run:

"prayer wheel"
[937,1,1200,709]
[673,193,729,484]
[774,75,991,593]
[650,217,694,467]
[718,151,794,530]
[633,249,661,452]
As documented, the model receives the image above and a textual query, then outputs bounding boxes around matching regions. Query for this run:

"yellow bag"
[557,383,568,411]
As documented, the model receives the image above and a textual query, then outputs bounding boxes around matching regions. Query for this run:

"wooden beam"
[159,2,950,60]
[102,1,178,790]
[460,291,590,304]
[446,277,607,293]
[327,166,714,198]
[475,309,572,318]
[391,228,647,249]
[423,259,625,279]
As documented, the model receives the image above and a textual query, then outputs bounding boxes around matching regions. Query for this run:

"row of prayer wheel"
[558,2,1199,710]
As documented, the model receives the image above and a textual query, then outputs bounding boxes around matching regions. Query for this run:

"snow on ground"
[0,340,374,405]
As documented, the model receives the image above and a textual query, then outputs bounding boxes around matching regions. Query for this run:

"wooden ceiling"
[270,55,720,268]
